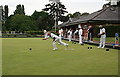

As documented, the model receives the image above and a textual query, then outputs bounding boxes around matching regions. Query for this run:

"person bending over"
[47,32,69,50]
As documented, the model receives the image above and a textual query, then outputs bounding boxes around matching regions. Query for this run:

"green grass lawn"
[2,38,118,75]
[93,37,120,43]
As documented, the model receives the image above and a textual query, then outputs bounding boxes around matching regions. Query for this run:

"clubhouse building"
[59,3,120,38]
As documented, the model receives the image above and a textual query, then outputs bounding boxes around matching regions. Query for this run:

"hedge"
[24,31,44,35]
[94,26,120,37]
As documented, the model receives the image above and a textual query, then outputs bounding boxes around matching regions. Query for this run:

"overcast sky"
[1,0,108,16]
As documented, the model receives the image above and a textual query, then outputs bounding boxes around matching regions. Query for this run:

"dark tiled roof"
[59,5,120,27]
[92,6,120,21]
[71,9,102,24]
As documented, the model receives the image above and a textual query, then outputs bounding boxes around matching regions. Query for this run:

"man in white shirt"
[47,32,69,50]
[97,25,106,48]
[78,25,83,44]
[58,27,63,42]
[42,29,48,39]
[74,28,78,40]
[67,29,72,42]
[61,28,64,37]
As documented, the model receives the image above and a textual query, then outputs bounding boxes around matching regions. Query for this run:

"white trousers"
[68,35,72,42]
[99,35,106,47]
[59,35,62,42]
[79,35,82,44]
[53,39,68,49]
[53,41,57,49]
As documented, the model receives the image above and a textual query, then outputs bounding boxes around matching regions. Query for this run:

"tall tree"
[31,11,54,30]
[14,4,25,15]
[10,14,36,31]
[5,15,13,31]
[81,12,89,16]
[22,5,25,15]
[43,2,68,26]
[4,5,9,20]
[31,10,41,20]
[59,13,72,22]
[73,12,81,18]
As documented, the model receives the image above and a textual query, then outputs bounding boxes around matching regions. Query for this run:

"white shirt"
[59,29,63,36]
[74,30,78,34]
[61,29,64,36]
[61,29,63,33]
[79,29,83,35]
[68,30,72,36]
[59,30,62,36]
[100,28,106,35]
[51,33,59,40]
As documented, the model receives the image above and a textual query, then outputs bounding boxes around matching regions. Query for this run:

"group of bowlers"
[42,25,106,50]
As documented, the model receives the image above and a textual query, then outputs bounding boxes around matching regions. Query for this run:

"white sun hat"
[78,24,81,28]
[99,25,103,28]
